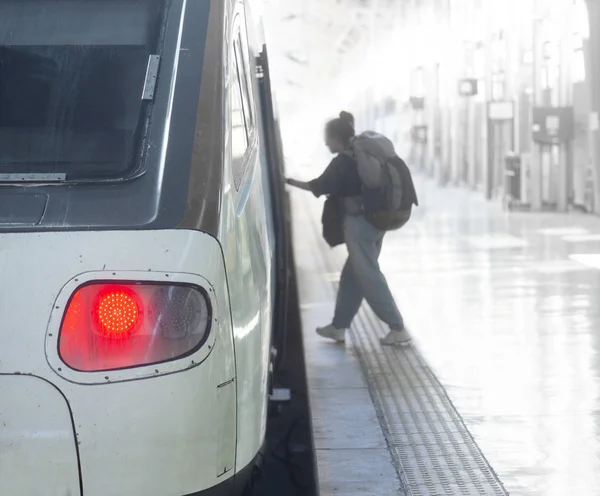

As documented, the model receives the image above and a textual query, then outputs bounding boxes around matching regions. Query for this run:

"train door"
[256,43,290,373]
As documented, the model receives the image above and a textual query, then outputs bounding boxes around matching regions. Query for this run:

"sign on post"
[532,107,574,144]
[458,78,478,97]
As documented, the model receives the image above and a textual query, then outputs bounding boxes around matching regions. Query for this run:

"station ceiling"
[259,0,400,115]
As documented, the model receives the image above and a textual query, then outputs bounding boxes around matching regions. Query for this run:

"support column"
[531,14,544,209]
[558,4,574,211]
[585,0,600,213]
[430,63,440,178]
[467,97,477,187]
[440,0,453,186]
[451,101,460,184]
[483,18,494,199]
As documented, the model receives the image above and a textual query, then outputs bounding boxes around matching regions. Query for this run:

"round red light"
[95,289,140,339]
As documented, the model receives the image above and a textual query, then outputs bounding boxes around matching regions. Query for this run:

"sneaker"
[316,324,346,343]
[380,328,412,346]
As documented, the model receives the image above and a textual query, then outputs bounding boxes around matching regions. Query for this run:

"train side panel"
[0,230,237,496]
[218,0,275,473]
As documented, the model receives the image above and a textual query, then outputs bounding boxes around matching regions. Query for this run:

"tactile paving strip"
[305,204,508,496]
[348,307,508,496]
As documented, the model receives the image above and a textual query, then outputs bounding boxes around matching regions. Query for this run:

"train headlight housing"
[58,283,212,372]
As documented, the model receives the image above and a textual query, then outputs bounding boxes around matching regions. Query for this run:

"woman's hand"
[285,178,311,191]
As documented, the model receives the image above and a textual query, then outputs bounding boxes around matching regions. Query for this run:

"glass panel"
[231,50,248,188]
[235,33,254,136]
[0,0,165,179]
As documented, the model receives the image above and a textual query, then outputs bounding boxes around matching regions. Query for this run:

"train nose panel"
[0,375,80,496]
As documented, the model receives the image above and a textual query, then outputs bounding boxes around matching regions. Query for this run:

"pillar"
[531,13,544,209]
[558,3,573,211]
[585,0,600,213]
[483,16,494,199]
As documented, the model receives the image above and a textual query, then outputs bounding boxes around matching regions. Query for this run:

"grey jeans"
[332,215,404,330]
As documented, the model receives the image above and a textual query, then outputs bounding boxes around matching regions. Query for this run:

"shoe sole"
[316,330,345,343]
[380,340,412,347]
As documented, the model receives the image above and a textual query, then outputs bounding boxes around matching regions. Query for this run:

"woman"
[286,112,411,346]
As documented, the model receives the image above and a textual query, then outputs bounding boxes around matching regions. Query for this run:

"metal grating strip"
[302,193,508,496]
[349,305,508,496]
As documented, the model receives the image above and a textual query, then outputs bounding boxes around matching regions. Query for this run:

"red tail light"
[95,287,141,339]
[59,283,211,372]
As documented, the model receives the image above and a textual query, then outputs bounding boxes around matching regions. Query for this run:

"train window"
[234,33,255,140]
[231,44,249,188]
[0,0,165,180]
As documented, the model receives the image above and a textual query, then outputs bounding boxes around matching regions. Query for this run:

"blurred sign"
[411,125,428,143]
[458,78,478,96]
[488,101,514,121]
[532,107,574,144]
[383,97,396,116]
[409,96,425,110]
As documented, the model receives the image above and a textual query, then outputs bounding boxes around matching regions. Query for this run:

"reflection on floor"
[298,173,600,496]
[382,177,600,496]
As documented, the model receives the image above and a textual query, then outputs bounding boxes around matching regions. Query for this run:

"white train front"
[0,1,288,495]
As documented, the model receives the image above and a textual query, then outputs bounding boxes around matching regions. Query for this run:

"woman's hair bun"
[339,111,355,126]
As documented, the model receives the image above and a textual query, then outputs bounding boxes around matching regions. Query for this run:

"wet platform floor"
[292,175,600,496]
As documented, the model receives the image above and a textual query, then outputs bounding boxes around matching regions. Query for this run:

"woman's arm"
[286,155,345,197]
[285,178,312,192]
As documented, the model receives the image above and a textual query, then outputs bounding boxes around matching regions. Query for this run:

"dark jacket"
[308,153,363,215]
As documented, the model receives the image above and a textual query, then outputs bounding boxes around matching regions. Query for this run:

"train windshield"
[0,0,165,180]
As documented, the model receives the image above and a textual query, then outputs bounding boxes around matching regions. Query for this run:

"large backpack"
[349,131,419,231]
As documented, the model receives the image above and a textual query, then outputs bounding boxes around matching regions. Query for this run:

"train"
[0,0,290,495]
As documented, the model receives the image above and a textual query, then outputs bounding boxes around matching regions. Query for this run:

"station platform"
[292,175,600,496]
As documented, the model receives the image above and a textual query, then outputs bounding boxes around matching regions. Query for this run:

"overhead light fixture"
[285,52,308,65]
